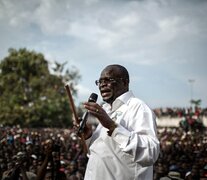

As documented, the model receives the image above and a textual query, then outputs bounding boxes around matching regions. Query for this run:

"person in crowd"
[81,64,160,180]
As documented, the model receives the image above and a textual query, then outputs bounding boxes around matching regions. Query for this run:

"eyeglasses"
[95,78,124,86]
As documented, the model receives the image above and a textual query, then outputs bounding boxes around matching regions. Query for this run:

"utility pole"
[188,79,195,107]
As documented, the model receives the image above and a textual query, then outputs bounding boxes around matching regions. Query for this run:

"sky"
[0,0,207,108]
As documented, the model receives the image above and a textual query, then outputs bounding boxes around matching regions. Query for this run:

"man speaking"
[81,64,160,180]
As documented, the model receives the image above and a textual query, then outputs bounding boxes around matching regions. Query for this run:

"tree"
[190,99,201,108]
[0,48,81,127]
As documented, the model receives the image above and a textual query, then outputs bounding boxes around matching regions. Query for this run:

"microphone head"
[88,93,98,102]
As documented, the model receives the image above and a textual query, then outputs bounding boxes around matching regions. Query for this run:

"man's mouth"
[100,89,111,98]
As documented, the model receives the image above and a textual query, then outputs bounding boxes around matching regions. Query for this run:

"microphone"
[78,93,98,134]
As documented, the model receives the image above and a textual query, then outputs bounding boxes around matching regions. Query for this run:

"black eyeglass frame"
[95,78,125,86]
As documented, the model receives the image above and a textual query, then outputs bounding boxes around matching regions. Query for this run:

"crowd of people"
[154,106,207,179]
[154,127,207,179]
[0,122,206,180]
[0,126,88,180]
[154,106,207,119]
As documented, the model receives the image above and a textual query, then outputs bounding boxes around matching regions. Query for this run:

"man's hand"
[83,102,115,130]
[82,124,93,139]
[76,119,93,140]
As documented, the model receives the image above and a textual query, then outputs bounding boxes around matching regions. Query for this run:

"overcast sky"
[0,0,207,108]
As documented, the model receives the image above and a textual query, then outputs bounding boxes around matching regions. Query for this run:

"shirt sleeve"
[111,102,160,167]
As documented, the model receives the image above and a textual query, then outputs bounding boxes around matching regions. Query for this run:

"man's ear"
[124,79,129,86]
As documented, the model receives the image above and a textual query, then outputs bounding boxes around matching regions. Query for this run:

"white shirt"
[84,91,160,180]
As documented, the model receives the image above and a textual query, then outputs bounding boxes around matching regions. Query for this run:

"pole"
[64,84,88,154]
[188,79,195,107]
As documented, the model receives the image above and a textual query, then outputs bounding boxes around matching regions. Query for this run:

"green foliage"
[190,99,202,107]
[0,48,81,127]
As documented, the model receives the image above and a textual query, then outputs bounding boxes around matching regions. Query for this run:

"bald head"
[102,64,130,83]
